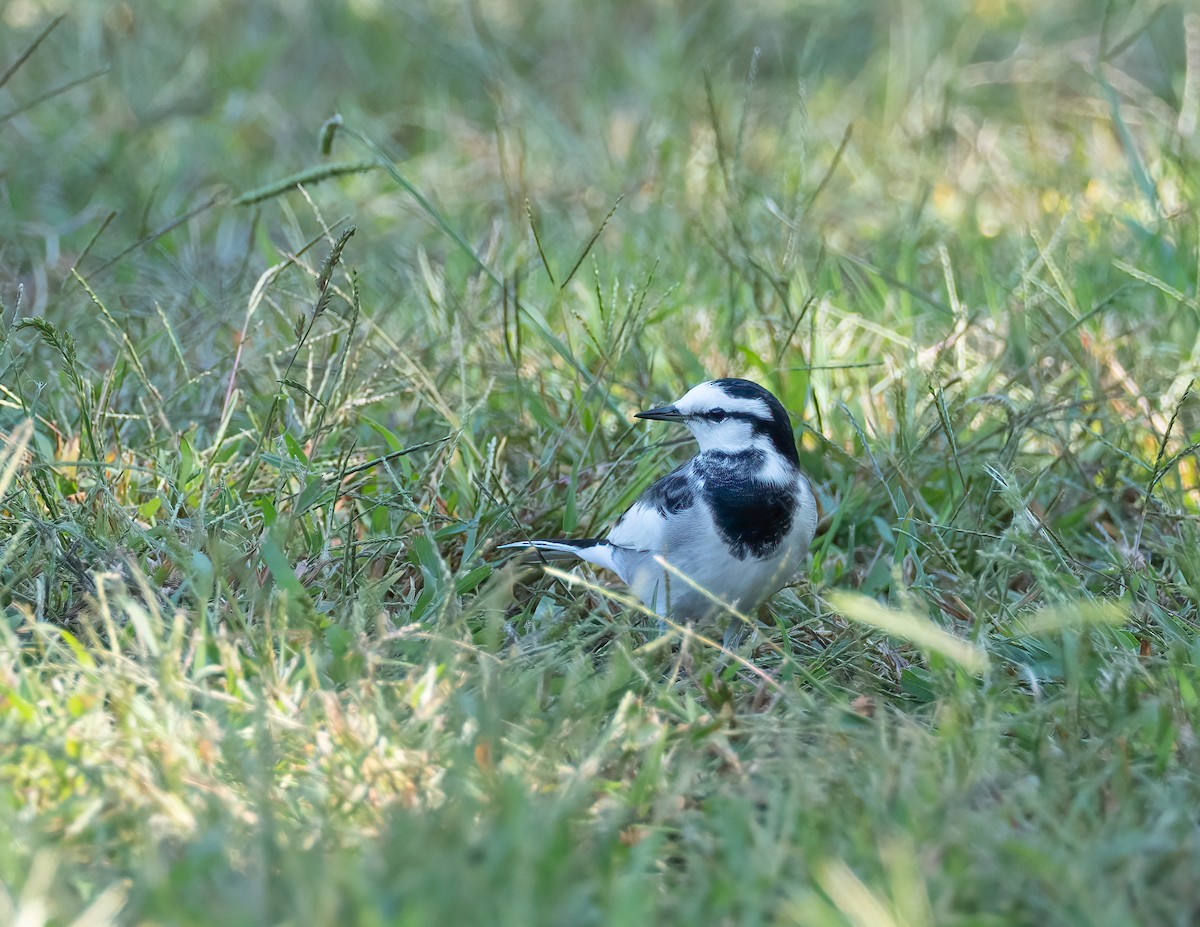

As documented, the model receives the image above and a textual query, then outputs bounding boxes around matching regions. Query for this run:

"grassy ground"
[2,0,1199,923]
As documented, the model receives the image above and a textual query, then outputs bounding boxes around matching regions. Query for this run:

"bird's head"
[635,378,799,467]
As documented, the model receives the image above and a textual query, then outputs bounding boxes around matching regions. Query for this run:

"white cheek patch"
[752,437,793,483]
[689,420,756,453]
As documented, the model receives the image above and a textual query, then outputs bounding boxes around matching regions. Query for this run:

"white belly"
[615,476,817,626]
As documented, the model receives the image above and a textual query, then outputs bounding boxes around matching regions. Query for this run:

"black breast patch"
[644,467,694,516]
[701,454,796,560]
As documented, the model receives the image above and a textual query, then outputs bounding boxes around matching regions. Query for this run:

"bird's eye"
[708,410,726,422]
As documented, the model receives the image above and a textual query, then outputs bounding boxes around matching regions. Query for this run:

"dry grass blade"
[0,13,64,90]
[816,859,901,927]
[828,591,988,673]
[233,161,377,206]
[1016,601,1129,635]
[0,65,110,124]
[559,196,623,291]
[0,419,33,500]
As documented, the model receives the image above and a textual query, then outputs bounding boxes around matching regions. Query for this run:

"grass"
[1,0,1199,923]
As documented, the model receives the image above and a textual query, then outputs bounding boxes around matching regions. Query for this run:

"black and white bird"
[502,378,819,634]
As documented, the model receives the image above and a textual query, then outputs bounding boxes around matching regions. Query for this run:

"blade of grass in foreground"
[1015,600,1128,635]
[828,591,988,673]
[0,419,33,500]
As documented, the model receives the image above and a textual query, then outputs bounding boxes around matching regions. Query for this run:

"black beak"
[635,404,685,422]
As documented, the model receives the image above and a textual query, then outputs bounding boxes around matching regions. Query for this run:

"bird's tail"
[498,538,617,573]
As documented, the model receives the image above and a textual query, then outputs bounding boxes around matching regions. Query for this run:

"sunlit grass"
[1,2,1199,925]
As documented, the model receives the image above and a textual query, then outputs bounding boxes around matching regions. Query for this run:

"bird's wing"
[603,462,712,615]
[606,464,698,554]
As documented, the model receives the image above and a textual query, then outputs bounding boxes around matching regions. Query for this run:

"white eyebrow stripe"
[717,397,771,417]
[675,382,770,418]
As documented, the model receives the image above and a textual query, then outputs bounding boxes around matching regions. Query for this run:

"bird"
[501,378,819,637]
